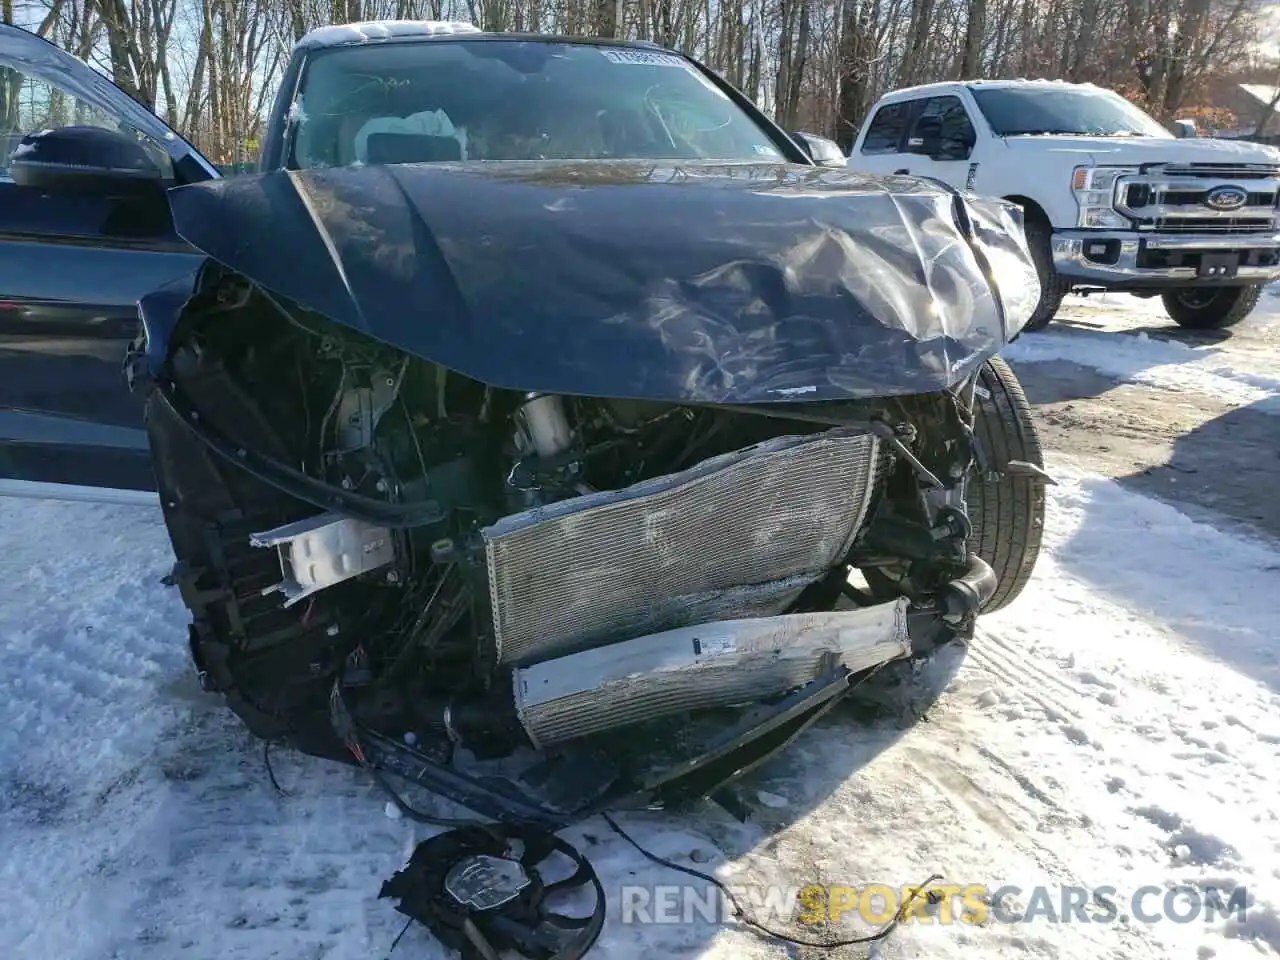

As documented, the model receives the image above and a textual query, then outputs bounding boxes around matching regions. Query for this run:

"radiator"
[481,428,882,666]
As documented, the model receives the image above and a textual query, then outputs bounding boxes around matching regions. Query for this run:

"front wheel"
[967,356,1046,612]
[1020,216,1070,332]
[1161,284,1262,330]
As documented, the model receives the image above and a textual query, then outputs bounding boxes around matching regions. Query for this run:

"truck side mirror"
[906,115,942,157]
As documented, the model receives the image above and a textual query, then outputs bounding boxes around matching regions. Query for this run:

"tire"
[967,356,1046,612]
[1020,215,1070,333]
[1161,284,1262,330]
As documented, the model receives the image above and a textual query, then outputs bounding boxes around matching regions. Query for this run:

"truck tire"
[1020,215,1070,332]
[1161,285,1262,330]
[967,356,1046,612]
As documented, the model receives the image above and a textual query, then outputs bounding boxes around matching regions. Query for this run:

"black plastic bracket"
[352,667,866,829]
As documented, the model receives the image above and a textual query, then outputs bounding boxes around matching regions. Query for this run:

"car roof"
[293,20,678,54]
[295,20,482,49]
[875,77,1105,104]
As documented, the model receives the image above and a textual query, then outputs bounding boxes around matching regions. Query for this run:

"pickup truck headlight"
[1071,166,1138,229]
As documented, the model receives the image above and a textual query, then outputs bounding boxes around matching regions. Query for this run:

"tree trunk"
[1160,0,1210,119]
[774,0,796,124]
[1067,0,1099,80]
[784,0,810,127]
[960,0,986,78]
[595,0,620,35]
[898,0,937,86]
[1,0,18,133]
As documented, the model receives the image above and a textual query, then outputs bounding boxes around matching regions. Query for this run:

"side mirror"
[9,125,164,196]
[906,115,943,157]
[791,131,847,167]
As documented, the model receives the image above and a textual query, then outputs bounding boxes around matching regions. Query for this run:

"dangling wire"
[385,916,414,957]
[263,740,293,797]
[601,811,942,950]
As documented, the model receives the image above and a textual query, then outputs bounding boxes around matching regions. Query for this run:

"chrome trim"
[1138,207,1273,221]
[1116,176,1280,192]
[1113,171,1280,227]
[1052,230,1280,283]
[1159,163,1280,179]
[1138,220,1275,237]
[1144,233,1280,250]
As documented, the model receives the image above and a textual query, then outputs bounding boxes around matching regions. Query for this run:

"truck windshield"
[290,39,788,167]
[970,87,1171,138]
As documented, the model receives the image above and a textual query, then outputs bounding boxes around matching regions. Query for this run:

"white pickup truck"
[846,79,1280,331]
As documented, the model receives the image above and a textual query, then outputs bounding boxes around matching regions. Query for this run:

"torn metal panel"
[512,597,911,747]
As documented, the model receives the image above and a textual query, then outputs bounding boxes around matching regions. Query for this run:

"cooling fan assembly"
[379,822,606,960]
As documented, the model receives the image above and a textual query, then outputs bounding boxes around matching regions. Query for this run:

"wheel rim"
[1174,288,1223,310]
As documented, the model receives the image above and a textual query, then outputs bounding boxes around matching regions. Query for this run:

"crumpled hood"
[167,160,1038,404]
[1002,134,1280,166]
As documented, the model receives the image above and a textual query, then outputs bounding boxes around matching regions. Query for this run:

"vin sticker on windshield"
[600,49,687,67]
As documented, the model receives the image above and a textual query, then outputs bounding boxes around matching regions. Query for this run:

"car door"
[849,98,917,176]
[0,24,218,496]
[900,95,979,190]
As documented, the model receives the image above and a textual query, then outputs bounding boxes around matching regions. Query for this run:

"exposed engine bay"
[134,260,1013,824]
[123,157,1051,823]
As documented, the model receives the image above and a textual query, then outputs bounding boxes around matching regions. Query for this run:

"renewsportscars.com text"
[619,882,1249,926]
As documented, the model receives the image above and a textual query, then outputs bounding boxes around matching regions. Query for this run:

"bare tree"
[959,0,983,78]
[15,0,1262,162]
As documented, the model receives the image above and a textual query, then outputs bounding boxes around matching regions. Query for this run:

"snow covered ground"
[1005,290,1280,413]
[3,300,1280,960]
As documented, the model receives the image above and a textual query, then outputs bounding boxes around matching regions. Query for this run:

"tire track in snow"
[1004,327,1280,414]
[963,470,1280,957]
[691,464,1280,960]
[980,630,1093,702]
[0,499,196,960]
[965,636,1086,725]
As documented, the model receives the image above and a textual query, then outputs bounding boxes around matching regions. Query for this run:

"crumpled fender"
[132,271,200,384]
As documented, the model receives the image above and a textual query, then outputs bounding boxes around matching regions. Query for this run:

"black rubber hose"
[154,377,447,529]
[941,553,999,619]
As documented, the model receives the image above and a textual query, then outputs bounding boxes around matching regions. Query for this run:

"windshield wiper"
[1003,129,1082,136]
[1005,129,1150,138]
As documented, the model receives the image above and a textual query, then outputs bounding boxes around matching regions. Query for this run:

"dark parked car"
[0,21,1049,828]
[0,26,216,496]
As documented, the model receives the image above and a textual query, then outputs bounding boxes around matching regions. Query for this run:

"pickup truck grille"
[1151,216,1275,234]
[1158,163,1280,180]
[1154,189,1275,207]
[1117,163,1280,235]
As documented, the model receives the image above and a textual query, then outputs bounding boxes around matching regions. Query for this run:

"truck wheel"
[1020,215,1070,333]
[967,356,1046,612]
[1161,285,1262,330]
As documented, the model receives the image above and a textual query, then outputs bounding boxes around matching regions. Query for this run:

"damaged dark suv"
[0,21,1048,826]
